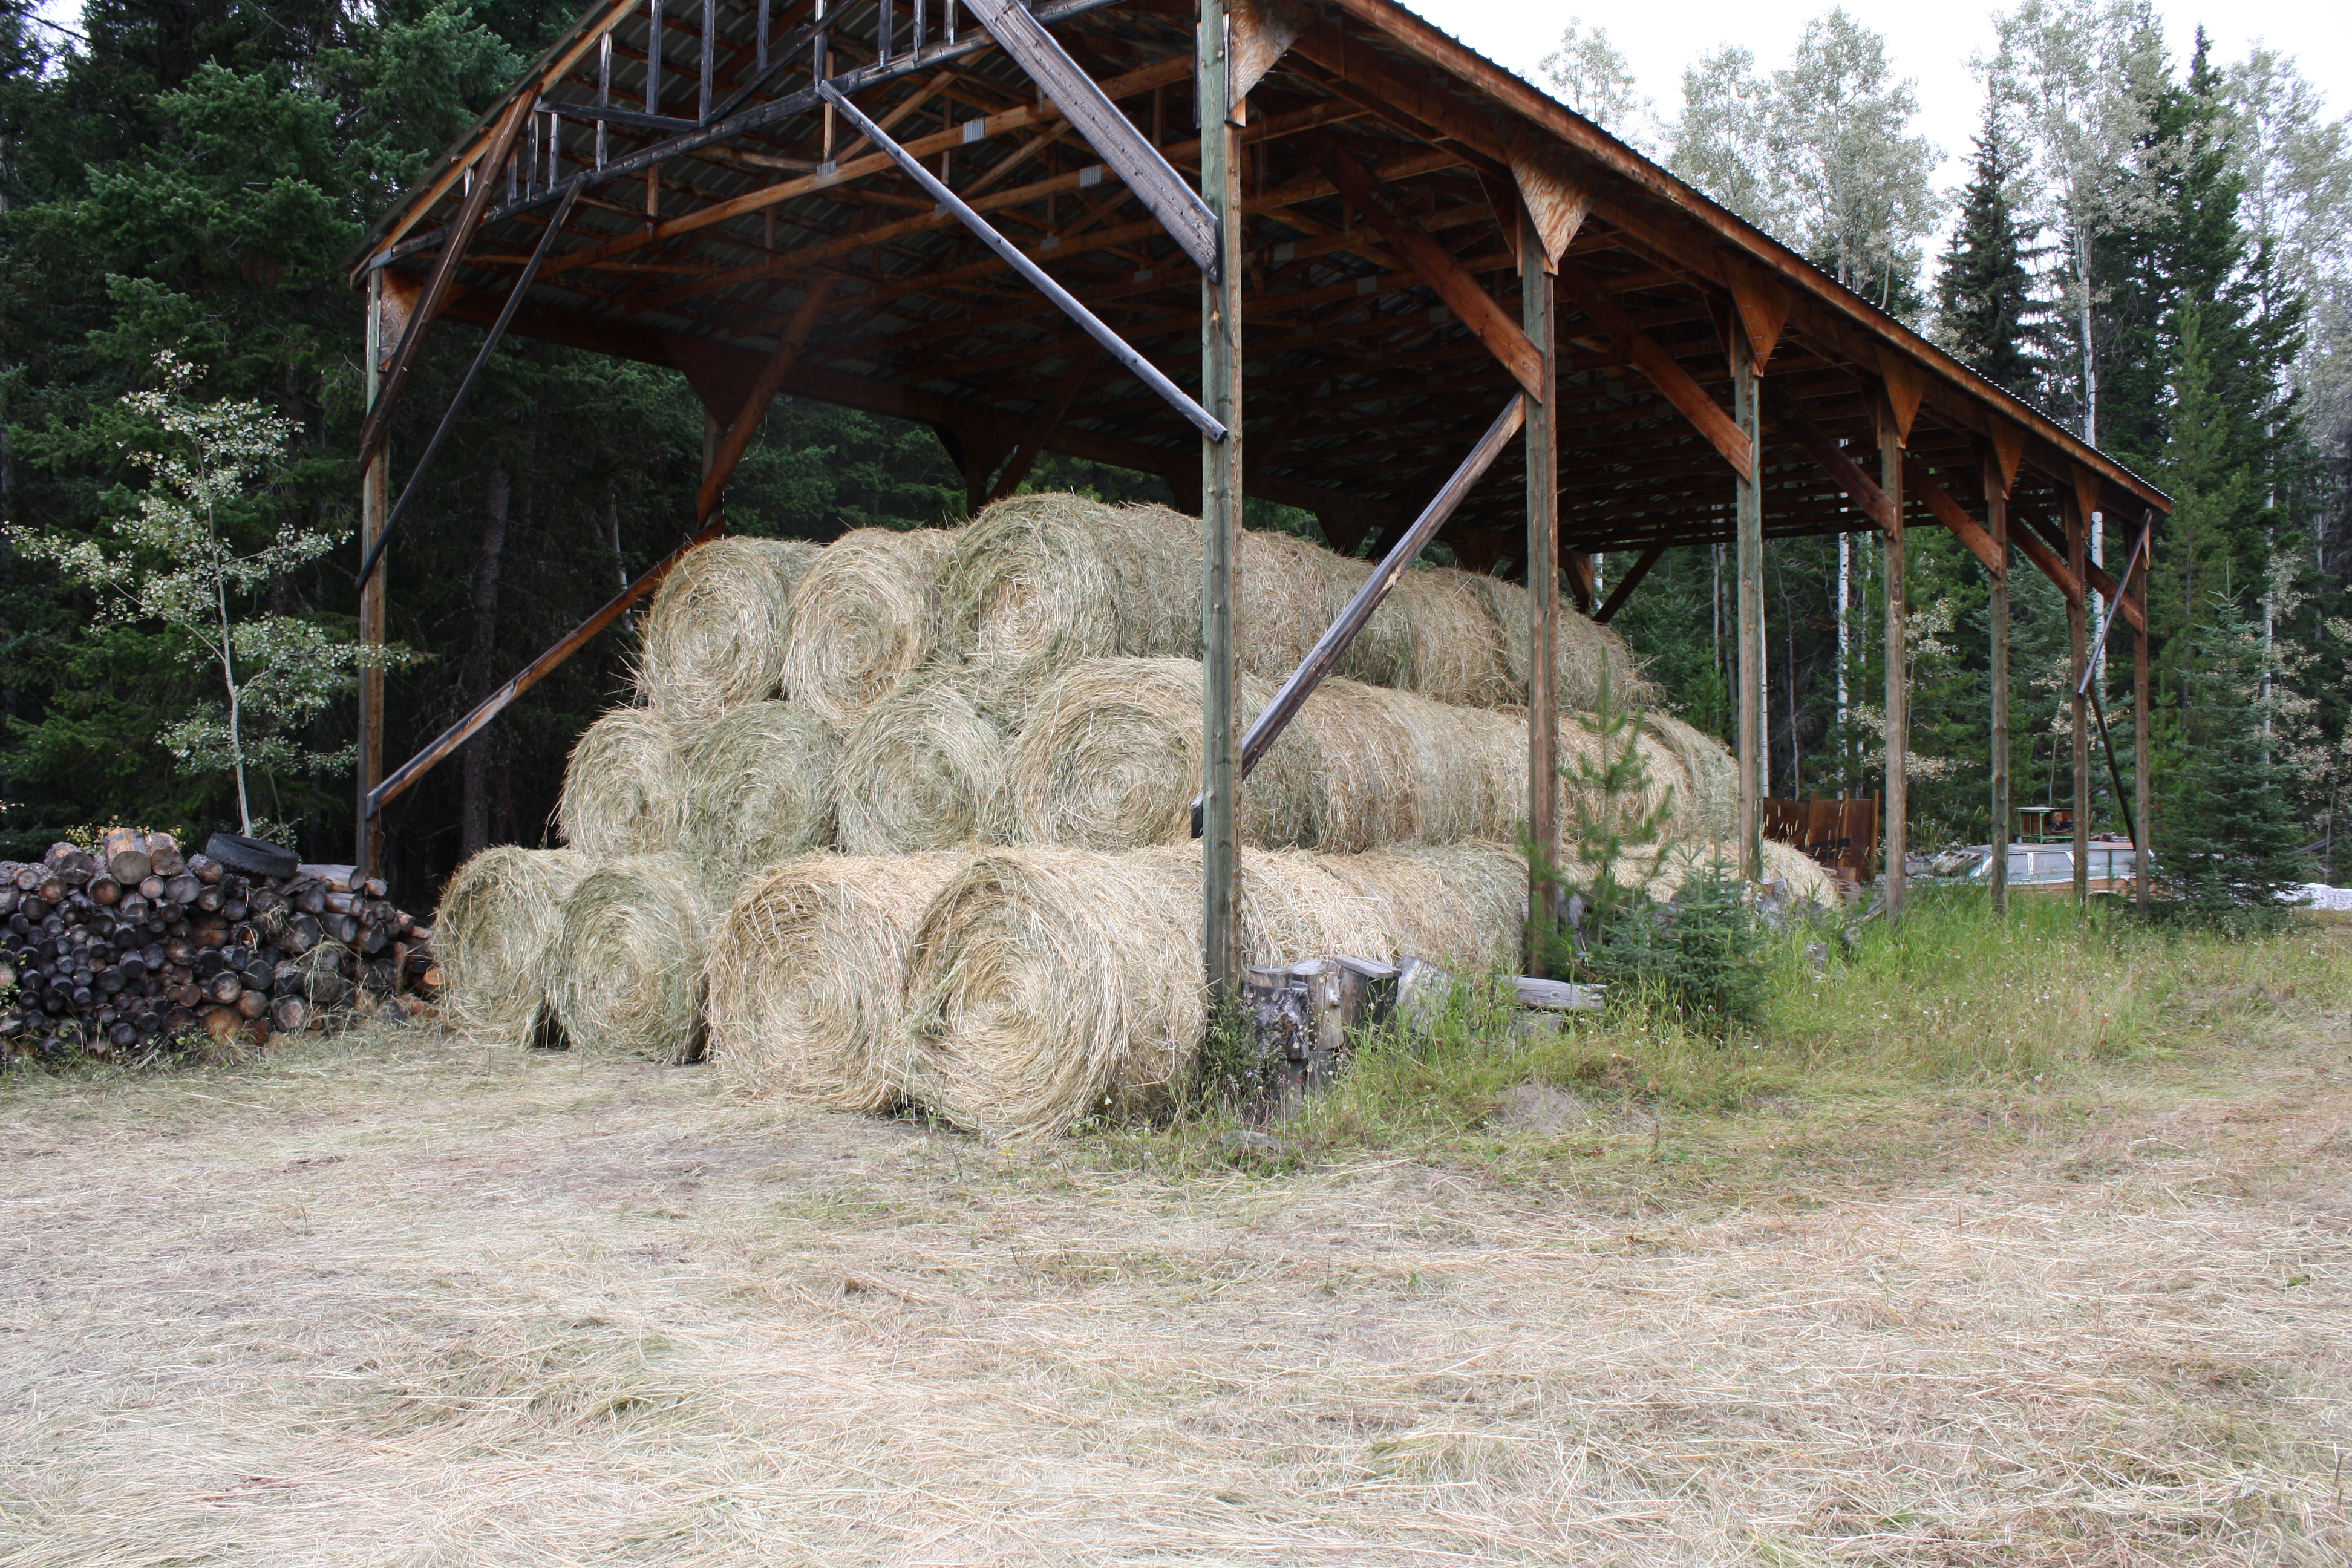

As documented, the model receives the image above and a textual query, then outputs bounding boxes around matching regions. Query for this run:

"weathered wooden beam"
[357,186,580,590]
[1733,331,1763,880]
[1312,136,1544,399]
[1592,540,1666,625]
[962,0,1218,273]
[358,273,390,878]
[1901,455,2006,579]
[356,87,538,469]
[1984,439,2010,918]
[1201,0,1244,999]
[365,520,724,820]
[1521,207,1560,969]
[2067,491,2090,903]
[1880,391,1907,919]
[1557,265,1752,482]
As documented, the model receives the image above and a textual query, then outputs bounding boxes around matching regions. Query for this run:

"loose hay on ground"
[680,701,839,882]
[538,852,715,1063]
[705,851,975,1111]
[780,527,957,729]
[431,845,590,1047]
[833,672,1016,854]
[904,843,1529,1138]
[635,537,820,721]
[556,706,685,857]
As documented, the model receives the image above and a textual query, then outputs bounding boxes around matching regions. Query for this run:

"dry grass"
[635,537,820,722]
[538,852,715,1063]
[782,528,958,730]
[1,936,2345,1564]
[705,851,974,1112]
[832,671,1016,855]
[556,705,686,857]
[680,700,838,883]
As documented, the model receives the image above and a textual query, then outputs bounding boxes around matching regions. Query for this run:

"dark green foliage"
[1586,859,1772,1032]
[2151,583,2307,925]
[1936,103,2045,398]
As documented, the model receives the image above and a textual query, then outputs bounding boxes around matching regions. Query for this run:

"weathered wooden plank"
[1984,439,2010,918]
[1201,0,1244,999]
[1880,393,1907,920]
[818,81,1226,440]
[1592,540,1667,624]
[962,0,1219,274]
[1558,265,1753,481]
[1522,209,1560,971]
[1313,136,1544,399]
[1733,333,1763,881]
[355,87,538,469]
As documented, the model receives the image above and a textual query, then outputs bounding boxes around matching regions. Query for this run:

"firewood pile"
[1,829,440,1063]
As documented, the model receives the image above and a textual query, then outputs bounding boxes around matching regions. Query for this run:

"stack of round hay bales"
[1010,657,1705,854]
[437,498,1826,1139]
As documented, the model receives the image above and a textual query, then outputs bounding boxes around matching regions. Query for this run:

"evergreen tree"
[2152,578,2308,922]
[1937,102,2044,397]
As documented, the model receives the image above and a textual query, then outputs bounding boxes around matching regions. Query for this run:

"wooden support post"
[1984,442,2009,918]
[1200,0,1243,1000]
[1522,207,1559,969]
[1732,332,1762,882]
[358,272,388,877]
[2066,493,2090,906]
[2134,529,2151,912]
[1880,393,1907,918]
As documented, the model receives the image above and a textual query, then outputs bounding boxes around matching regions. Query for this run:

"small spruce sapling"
[1527,662,1674,973]
[9,351,392,835]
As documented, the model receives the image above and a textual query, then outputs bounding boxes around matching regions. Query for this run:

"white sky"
[1406,0,2351,196]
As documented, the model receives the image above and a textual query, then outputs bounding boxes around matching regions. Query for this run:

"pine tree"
[2153,578,2308,923]
[1936,102,2043,397]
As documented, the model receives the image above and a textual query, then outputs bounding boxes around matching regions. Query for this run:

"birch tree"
[1540,19,1658,154]
[8,351,382,836]
[1668,10,1936,316]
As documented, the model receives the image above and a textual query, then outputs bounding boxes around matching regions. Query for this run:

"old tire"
[204,833,298,880]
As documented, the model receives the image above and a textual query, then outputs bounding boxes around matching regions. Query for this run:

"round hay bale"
[538,852,714,1063]
[781,528,959,728]
[635,537,821,721]
[1331,566,1516,707]
[834,672,1016,854]
[903,844,1529,1138]
[1456,573,1660,712]
[1011,659,1312,851]
[705,851,974,1109]
[681,701,839,881]
[1014,658,1708,853]
[556,706,685,857]
[434,846,591,1047]
[935,494,1200,711]
[1639,712,1738,839]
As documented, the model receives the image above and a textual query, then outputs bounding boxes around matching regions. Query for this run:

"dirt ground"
[2,1001,2348,1566]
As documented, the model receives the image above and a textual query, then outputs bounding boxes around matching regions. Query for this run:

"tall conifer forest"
[2,1,2348,900]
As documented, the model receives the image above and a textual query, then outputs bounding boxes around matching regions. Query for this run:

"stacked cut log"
[0,831,441,1063]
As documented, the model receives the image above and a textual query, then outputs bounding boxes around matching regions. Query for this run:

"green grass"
[1097,893,2351,1176]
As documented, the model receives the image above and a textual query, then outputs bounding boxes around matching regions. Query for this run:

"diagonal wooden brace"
[1315,134,1545,400]
[962,0,1220,276]
[1556,264,1752,482]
